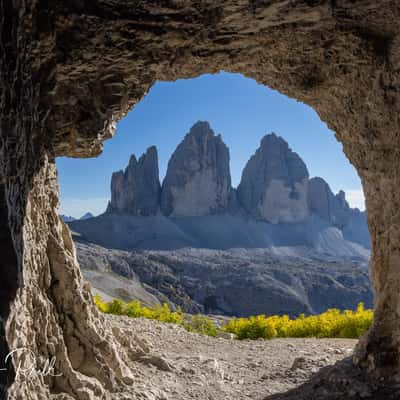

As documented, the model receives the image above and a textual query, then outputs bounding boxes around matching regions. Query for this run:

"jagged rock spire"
[161,121,232,217]
[107,146,161,216]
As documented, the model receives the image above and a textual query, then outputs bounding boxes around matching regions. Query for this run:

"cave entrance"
[57,72,371,321]
[52,73,375,398]
[3,3,399,397]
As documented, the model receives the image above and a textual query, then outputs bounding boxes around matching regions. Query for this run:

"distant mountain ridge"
[80,212,95,220]
[69,121,370,254]
[61,215,76,222]
[68,122,371,316]
[61,212,95,222]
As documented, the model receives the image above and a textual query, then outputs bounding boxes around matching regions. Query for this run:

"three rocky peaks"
[107,121,362,229]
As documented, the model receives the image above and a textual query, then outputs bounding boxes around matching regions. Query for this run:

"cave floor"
[106,315,364,399]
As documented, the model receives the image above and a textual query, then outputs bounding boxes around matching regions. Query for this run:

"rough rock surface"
[3,160,137,400]
[308,177,344,225]
[2,1,400,398]
[76,242,373,317]
[110,315,356,400]
[308,177,355,228]
[238,134,310,223]
[104,315,400,400]
[161,122,231,216]
[108,146,161,216]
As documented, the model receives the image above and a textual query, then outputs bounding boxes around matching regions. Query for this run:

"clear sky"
[56,72,364,218]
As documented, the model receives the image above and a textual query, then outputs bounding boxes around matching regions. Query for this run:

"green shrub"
[183,315,219,337]
[94,294,108,313]
[125,300,144,318]
[150,303,184,324]
[106,299,125,315]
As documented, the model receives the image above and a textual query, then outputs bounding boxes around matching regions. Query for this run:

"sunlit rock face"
[161,122,231,217]
[107,146,161,216]
[237,133,309,223]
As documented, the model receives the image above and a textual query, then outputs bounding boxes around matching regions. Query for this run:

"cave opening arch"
[58,71,372,320]
[1,1,400,399]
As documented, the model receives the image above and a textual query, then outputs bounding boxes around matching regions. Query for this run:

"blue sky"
[57,72,364,218]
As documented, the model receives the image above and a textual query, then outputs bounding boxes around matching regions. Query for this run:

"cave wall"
[1,0,400,398]
[0,185,16,398]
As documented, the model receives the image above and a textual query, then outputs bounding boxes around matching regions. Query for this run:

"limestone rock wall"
[6,158,137,399]
[161,121,232,217]
[238,134,310,223]
[308,177,353,228]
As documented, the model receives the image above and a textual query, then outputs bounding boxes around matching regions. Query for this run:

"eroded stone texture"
[2,0,400,398]
[5,158,137,399]
[0,2,140,399]
[0,186,17,398]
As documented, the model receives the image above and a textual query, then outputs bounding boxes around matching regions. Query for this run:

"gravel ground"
[107,314,357,399]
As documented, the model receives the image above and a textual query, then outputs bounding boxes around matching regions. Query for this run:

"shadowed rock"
[108,146,161,216]
[308,177,351,228]
[308,177,370,248]
[264,357,400,400]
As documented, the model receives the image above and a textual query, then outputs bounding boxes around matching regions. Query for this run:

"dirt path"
[107,315,356,399]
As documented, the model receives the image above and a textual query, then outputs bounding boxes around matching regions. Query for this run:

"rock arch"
[1,0,400,398]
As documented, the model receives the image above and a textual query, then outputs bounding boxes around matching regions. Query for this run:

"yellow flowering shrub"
[94,295,184,323]
[222,303,373,340]
[183,314,219,337]
[94,295,373,340]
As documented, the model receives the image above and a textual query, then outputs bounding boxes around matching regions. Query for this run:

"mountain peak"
[260,131,282,145]
[61,214,76,222]
[80,212,94,220]
[107,146,161,216]
[184,121,216,144]
[237,132,309,223]
[161,121,231,217]
[104,122,361,235]
[190,120,212,132]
